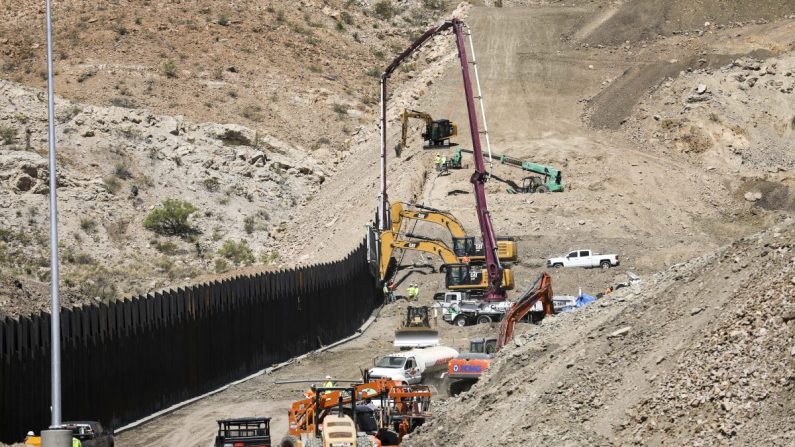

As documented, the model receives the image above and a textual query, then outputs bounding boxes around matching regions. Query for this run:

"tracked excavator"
[398,109,457,153]
[390,202,517,262]
[446,273,554,395]
[281,378,432,447]
[374,18,510,302]
[377,230,514,291]
[449,147,564,193]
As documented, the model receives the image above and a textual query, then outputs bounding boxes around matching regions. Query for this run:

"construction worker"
[387,280,396,303]
[72,436,82,447]
[407,283,418,301]
[412,283,420,301]
[24,431,37,447]
[434,153,443,170]
[323,375,336,388]
[383,282,390,302]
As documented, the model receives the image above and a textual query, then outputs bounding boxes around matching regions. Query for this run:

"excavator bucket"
[394,306,439,348]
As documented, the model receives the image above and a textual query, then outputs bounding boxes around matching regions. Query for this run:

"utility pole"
[40,1,71,446]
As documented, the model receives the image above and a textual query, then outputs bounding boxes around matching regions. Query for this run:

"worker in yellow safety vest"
[323,375,337,388]
[434,153,444,171]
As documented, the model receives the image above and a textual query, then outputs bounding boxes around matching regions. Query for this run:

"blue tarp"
[576,293,596,308]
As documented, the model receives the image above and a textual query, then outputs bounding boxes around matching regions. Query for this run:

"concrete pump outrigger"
[375,18,507,302]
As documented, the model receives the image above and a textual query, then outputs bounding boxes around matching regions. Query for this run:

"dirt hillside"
[0,0,459,316]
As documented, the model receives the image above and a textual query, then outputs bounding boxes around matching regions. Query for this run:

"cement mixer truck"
[368,346,458,384]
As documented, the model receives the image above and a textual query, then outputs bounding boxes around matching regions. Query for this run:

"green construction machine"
[448,148,564,193]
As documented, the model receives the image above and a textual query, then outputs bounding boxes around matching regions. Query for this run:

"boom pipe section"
[451,20,504,301]
[379,21,454,229]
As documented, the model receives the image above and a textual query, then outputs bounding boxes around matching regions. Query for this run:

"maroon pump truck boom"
[378,19,506,301]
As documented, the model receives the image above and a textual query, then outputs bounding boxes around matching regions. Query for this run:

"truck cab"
[369,354,422,384]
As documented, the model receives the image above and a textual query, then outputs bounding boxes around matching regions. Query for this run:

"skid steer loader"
[394,306,439,349]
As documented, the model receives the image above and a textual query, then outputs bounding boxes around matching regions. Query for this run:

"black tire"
[476,315,492,324]
[453,315,468,327]
[357,434,373,447]
[600,260,611,269]
[535,185,549,193]
[448,379,475,396]
[280,436,299,447]
[553,263,563,268]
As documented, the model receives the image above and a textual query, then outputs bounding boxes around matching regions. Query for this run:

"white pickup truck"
[547,249,619,269]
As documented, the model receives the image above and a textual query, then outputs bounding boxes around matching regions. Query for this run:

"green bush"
[244,216,256,234]
[372,0,396,20]
[218,239,255,265]
[102,176,121,194]
[215,258,229,273]
[79,218,98,233]
[203,177,220,192]
[143,199,197,236]
[422,0,448,11]
[163,60,178,78]
[0,126,16,145]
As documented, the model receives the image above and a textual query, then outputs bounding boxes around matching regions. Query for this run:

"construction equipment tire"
[535,185,549,193]
[454,315,468,327]
[305,438,323,447]
[476,315,492,324]
[280,435,299,447]
[357,434,374,447]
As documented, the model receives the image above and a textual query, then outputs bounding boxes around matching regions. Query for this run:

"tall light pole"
[40,1,71,446]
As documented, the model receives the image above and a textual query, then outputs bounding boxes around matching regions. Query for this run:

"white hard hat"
[27,431,34,436]
[325,375,332,380]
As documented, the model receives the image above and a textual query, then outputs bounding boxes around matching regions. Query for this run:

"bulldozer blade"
[394,329,440,348]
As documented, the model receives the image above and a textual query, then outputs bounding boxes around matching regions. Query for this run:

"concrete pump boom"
[379,18,505,301]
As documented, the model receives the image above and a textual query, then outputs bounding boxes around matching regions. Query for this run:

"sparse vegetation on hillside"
[0,126,16,145]
[372,0,397,20]
[163,60,178,78]
[218,239,255,266]
[143,199,198,236]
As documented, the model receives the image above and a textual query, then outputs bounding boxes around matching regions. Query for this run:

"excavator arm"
[390,202,518,262]
[454,148,564,192]
[390,202,467,237]
[399,109,456,152]
[379,230,460,279]
[497,273,553,349]
[399,109,433,153]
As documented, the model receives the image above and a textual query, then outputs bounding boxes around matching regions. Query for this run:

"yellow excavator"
[399,109,457,153]
[379,230,514,291]
[390,202,517,262]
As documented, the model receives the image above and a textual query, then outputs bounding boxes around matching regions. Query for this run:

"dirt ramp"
[587,49,774,130]
[581,0,795,46]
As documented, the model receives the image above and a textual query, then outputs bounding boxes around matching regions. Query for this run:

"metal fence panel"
[0,241,376,443]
